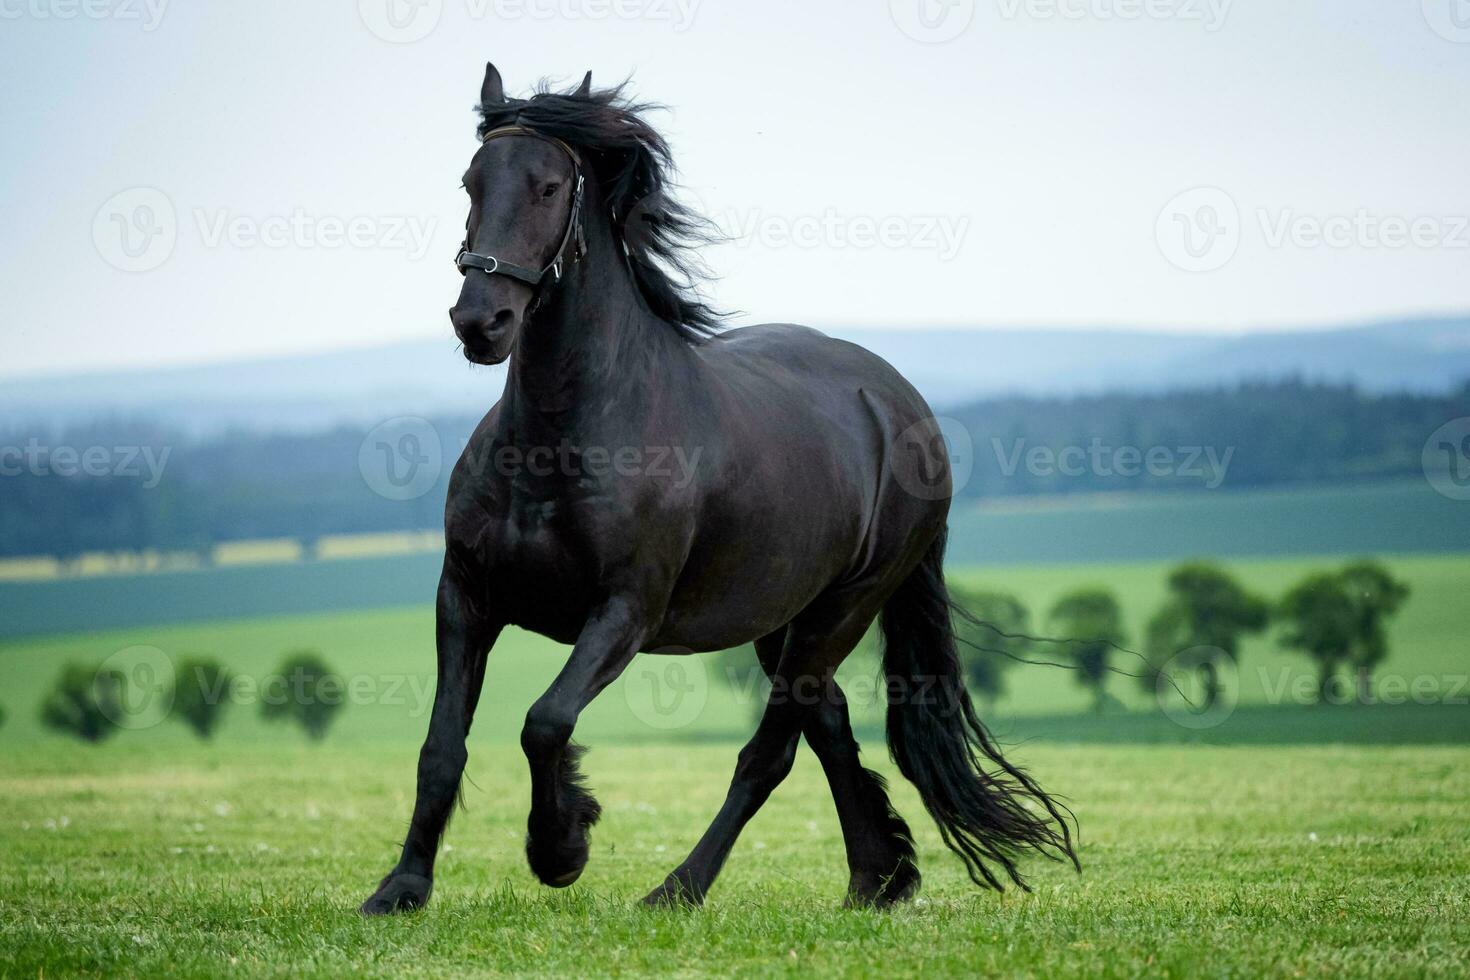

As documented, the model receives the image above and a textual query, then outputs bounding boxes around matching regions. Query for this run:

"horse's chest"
[457,496,598,640]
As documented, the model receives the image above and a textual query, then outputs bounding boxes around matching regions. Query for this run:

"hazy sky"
[2,0,1468,377]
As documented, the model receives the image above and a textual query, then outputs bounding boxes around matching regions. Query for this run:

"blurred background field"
[1,550,1464,746]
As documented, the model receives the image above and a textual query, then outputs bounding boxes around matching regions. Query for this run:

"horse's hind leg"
[639,603,877,907]
[752,631,919,908]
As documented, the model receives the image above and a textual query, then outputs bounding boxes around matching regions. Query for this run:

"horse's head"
[450,63,588,365]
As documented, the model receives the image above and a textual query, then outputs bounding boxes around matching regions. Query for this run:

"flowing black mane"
[477,80,724,342]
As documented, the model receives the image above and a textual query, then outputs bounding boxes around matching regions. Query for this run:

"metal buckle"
[455,246,499,277]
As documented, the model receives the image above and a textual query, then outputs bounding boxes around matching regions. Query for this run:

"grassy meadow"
[1,548,1467,976]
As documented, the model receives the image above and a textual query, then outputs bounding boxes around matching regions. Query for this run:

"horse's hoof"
[525,827,590,887]
[843,862,921,910]
[360,873,433,915]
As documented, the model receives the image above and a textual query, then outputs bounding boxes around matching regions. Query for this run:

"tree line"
[954,559,1411,713]
[3,378,1467,561]
[31,652,344,744]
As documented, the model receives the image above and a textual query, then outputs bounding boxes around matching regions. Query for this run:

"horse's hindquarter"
[653,325,948,649]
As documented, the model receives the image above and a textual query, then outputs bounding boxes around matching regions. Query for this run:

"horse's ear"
[574,71,591,97]
[481,62,506,106]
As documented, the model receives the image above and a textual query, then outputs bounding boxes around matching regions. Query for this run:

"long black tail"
[880,528,1080,891]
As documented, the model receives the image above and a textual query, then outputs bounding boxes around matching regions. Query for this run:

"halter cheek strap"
[455,125,586,286]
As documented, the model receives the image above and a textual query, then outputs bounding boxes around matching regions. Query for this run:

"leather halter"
[455,125,586,286]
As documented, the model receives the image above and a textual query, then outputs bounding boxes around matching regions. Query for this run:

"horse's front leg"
[521,597,647,887]
[361,564,500,915]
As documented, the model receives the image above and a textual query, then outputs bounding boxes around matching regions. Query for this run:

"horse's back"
[697,322,933,428]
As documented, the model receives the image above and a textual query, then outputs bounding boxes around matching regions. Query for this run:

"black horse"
[362,64,1076,914]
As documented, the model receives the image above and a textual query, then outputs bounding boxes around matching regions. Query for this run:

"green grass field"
[1,551,1467,976]
[2,741,1467,977]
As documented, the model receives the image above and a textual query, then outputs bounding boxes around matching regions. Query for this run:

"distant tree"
[39,663,126,743]
[171,657,234,740]
[1337,561,1410,703]
[1142,599,1189,691]
[260,651,344,741]
[0,702,7,732]
[950,587,1031,704]
[1143,563,1270,710]
[1048,589,1127,712]
[1277,573,1357,702]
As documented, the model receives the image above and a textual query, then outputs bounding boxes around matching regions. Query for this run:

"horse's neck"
[502,206,686,429]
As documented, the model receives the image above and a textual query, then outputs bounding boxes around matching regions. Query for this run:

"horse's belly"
[649,521,855,651]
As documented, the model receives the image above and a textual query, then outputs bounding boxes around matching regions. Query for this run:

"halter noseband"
[455,125,586,286]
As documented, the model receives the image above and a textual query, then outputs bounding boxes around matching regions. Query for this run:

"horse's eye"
[542,182,561,199]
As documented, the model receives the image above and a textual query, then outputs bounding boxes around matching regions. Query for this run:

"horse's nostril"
[491,309,515,331]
